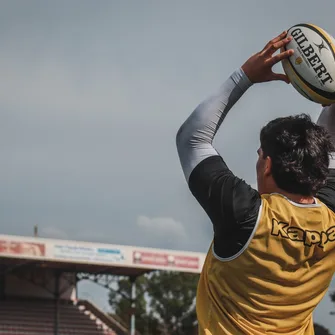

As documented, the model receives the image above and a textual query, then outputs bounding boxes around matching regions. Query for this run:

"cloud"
[136,215,187,241]
[74,229,111,243]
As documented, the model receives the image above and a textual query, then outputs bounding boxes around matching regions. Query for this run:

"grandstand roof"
[0,234,206,276]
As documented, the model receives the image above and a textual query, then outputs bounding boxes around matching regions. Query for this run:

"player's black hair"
[260,113,334,196]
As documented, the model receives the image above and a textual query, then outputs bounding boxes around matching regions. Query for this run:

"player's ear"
[264,156,272,177]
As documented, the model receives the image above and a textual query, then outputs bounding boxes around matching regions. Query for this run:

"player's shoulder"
[316,197,335,218]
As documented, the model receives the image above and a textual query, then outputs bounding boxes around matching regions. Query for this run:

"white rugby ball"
[282,23,335,104]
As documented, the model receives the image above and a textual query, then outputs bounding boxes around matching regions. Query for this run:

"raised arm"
[176,68,252,182]
[176,69,261,259]
[316,105,335,143]
[176,31,294,259]
[316,105,335,212]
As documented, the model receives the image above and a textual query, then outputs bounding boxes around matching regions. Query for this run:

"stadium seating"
[0,298,117,335]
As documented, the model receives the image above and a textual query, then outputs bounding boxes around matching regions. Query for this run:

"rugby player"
[176,31,335,334]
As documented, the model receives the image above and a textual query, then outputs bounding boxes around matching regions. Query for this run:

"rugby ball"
[282,24,335,104]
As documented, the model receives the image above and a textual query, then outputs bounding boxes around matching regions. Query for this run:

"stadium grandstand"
[0,234,206,335]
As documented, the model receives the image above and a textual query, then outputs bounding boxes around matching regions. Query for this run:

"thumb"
[271,72,290,84]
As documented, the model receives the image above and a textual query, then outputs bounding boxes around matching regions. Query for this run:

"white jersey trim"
[270,193,321,208]
[212,200,263,262]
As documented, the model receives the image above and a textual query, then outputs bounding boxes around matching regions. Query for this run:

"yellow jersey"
[197,193,335,335]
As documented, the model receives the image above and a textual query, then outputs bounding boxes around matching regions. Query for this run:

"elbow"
[176,103,208,153]
[176,123,187,153]
[176,123,184,144]
[176,106,199,150]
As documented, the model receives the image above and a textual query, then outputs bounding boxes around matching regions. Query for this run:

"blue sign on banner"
[53,244,125,263]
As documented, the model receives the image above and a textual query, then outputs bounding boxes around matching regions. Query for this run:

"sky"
[1,0,335,331]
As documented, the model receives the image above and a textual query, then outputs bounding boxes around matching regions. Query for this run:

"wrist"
[232,68,254,92]
[241,62,255,83]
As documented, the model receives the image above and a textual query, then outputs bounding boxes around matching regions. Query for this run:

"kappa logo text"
[271,219,335,248]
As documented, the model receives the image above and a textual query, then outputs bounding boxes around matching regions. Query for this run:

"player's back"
[197,193,335,335]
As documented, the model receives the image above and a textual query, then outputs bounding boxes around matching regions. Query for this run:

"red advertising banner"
[0,240,45,257]
[133,251,199,269]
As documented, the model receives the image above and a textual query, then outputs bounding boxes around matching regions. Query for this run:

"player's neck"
[260,179,315,204]
[273,188,315,204]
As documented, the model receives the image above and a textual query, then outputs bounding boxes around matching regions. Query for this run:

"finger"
[263,31,288,51]
[262,36,293,56]
[270,30,288,44]
[270,73,291,83]
[266,49,294,66]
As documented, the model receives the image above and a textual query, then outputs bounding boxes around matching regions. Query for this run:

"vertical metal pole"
[75,274,78,301]
[55,299,59,335]
[54,271,60,335]
[0,265,5,300]
[33,225,38,237]
[130,278,136,335]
